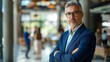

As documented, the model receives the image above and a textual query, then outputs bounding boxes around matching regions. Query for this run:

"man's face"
[65,5,83,29]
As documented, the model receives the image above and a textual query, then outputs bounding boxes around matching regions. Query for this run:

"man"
[24,27,30,59]
[101,30,108,47]
[49,1,96,62]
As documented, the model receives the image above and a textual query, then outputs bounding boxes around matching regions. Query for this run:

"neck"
[70,23,82,32]
[70,26,76,32]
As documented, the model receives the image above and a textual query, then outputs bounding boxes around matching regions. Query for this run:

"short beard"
[69,24,79,30]
[69,23,76,30]
[70,24,75,28]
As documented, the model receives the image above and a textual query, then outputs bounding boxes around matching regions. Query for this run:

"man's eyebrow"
[66,11,81,12]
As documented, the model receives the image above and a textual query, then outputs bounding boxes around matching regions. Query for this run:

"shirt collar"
[69,23,83,34]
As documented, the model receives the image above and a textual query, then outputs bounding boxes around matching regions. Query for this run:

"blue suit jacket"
[49,24,96,62]
[24,31,30,46]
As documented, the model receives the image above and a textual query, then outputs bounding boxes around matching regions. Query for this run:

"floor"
[16,43,110,62]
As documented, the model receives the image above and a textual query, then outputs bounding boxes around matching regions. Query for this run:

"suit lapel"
[62,31,69,52]
[66,24,86,53]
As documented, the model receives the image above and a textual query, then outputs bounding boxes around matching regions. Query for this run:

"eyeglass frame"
[65,11,82,17]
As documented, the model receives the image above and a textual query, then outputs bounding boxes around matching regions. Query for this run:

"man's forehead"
[65,5,81,12]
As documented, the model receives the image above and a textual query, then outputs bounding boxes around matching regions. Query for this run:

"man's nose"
[70,14,75,18]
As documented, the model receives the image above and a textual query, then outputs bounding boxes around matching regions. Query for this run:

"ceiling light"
[102,22,110,26]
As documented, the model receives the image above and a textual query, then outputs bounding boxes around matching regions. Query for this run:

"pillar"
[13,0,19,62]
[3,0,13,62]
[0,12,3,61]
[0,0,3,60]
[79,0,90,28]
[90,13,102,32]
[56,0,62,30]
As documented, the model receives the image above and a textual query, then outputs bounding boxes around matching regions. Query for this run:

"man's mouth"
[71,18,76,22]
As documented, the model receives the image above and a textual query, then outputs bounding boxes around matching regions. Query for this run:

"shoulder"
[58,30,69,39]
[80,28,96,40]
[83,28,94,35]
[61,30,69,36]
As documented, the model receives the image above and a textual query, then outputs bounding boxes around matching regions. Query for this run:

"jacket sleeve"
[49,34,62,62]
[54,33,96,62]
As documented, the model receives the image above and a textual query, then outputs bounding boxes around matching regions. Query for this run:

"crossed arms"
[49,35,96,62]
[54,48,78,56]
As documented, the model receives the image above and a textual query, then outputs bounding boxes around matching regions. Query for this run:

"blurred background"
[0,0,110,62]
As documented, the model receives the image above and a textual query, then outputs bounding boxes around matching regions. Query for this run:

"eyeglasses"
[65,11,82,17]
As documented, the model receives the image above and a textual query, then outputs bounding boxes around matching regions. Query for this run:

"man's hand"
[54,50,60,56]
[72,48,78,54]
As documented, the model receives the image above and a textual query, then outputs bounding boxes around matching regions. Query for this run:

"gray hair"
[65,1,82,10]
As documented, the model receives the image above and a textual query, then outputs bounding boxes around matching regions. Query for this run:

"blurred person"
[34,26,38,34]
[95,28,101,46]
[101,30,108,47]
[49,1,96,62]
[34,27,42,59]
[24,27,31,59]
[33,26,38,53]
[57,24,64,39]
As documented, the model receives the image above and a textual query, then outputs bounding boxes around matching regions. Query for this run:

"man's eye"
[74,11,80,14]
[67,13,71,15]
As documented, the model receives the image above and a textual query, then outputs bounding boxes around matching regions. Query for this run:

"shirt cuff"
[54,51,62,61]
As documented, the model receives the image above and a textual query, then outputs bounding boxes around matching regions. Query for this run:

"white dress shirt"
[65,23,83,52]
